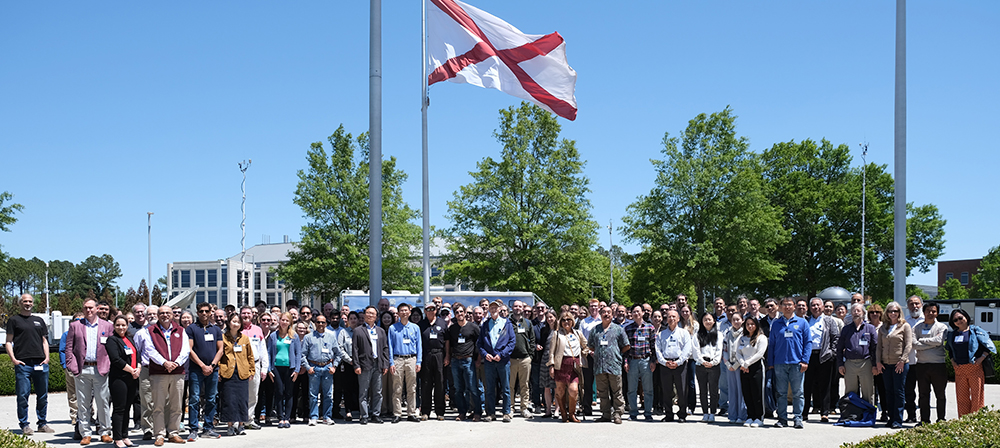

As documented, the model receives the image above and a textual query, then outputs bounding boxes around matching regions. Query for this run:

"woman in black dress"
[106,315,140,448]
[219,312,255,435]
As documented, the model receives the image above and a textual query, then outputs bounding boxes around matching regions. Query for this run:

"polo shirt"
[185,321,223,367]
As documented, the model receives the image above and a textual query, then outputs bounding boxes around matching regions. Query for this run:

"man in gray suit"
[353,306,390,425]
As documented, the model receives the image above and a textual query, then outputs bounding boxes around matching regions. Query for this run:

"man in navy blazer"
[65,299,115,445]
[478,300,516,422]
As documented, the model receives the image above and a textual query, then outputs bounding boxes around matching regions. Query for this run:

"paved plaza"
[3,385,1000,448]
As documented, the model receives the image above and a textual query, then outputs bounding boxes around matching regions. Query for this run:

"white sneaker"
[750,420,760,428]
[308,419,316,426]
[743,420,751,427]
[708,414,715,422]
[521,410,532,419]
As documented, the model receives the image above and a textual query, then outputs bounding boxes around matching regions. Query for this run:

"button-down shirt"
[486,317,507,349]
[364,323,379,358]
[301,329,342,368]
[580,315,601,339]
[134,326,151,366]
[142,324,191,367]
[835,320,878,368]
[654,325,693,366]
[587,322,629,375]
[327,325,353,365]
[625,321,654,359]
[906,312,924,364]
[84,318,100,362]
[808,315,825,348]
[388,322,422,366]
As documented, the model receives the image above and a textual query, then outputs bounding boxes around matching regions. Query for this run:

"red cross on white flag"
[427,0,578,121]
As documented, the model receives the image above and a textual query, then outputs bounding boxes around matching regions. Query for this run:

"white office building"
[166,242,301,309]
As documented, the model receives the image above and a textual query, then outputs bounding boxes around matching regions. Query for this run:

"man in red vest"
[143,306,190,446]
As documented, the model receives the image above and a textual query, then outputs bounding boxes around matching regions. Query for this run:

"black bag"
[974,331,996,379]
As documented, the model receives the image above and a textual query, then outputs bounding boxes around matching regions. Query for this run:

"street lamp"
[859,142,868,300]
[148,212,154,307]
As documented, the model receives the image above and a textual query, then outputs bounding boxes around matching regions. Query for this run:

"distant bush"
[842,407,1000,448]
[0,353,66,395]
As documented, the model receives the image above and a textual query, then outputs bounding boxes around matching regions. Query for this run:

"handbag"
[973,328,996,379]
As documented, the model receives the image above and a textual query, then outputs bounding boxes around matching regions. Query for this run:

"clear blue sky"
[2,1,997,295]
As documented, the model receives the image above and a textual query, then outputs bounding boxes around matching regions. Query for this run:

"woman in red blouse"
[105,315,140,448]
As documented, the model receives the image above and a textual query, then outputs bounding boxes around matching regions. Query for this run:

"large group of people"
[4,291,997,444]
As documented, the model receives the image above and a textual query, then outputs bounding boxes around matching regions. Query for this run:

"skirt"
[553,357,580,384]
[219,374,249,423]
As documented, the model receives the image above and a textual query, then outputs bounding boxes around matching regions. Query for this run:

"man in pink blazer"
[65,298,114,445]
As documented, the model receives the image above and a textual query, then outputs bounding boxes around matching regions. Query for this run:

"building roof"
[228,242,297,264]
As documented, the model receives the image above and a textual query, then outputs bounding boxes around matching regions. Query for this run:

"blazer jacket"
[105,332,138,382]
[352,324,390,372]
[65,318,114,376]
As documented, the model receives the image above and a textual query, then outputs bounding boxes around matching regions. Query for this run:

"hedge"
[0,429,51,448]
[0,353,66,395]
[842,407,1000,448]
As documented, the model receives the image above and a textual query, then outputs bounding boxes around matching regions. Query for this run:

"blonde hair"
[882,302,903,326]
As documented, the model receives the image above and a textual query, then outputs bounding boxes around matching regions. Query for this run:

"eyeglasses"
[560,318,572,323]
[887,310,900,314]
[953,316,966,322]
[198,310,211,313]
[868,311,882,315]
[315,320,327,324]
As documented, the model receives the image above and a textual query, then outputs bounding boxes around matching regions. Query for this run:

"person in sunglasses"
[945,308,997,417]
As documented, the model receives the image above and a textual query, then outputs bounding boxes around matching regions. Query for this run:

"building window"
[267,292,276,304]
[255,292,261,303]
[196,291,205,302]
[221,289,228,304]
[266,271,276,289]
[221,268,228,287]
[961,272,970,285]
[981,312,994,323]
[208,269,217,287]
[172,271,179,288]
[208,290,218,305]
[195,270,205,287]
[255,272,262,290]
[181,270,191,288]
[946,272,954,280]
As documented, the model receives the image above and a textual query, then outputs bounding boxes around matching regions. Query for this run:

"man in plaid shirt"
[624,305,656,421]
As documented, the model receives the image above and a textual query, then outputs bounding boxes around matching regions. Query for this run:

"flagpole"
[893,0,906,305]
[369,0,383,308]
[421,0,432,305]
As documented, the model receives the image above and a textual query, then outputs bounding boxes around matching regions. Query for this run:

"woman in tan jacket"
[218,313,255,435]
[875,301,912,429]
[547,311,589,422]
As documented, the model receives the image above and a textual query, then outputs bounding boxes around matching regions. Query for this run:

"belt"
[308,359,332,367]
[452,355,471,359]
[511,354,530,359]
[395,354,416,359]
[630,354,649,359]
[84,361,98,366]
[428,350,444,355]
[664,358,679,362]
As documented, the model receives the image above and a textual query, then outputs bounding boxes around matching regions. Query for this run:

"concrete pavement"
[4,384,1000,448]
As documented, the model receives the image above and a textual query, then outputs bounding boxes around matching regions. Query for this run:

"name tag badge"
[234,345,243,352]
[403,338,412,344]
[100,337,108,344]
[321,348,330,354]
[784,331,794,338]
[34,365,44,371]
[637,336,646,341]
[173,333,181,338]
[457,337,466,344]
[600,340,609,346]
[922,329,930,334]
[859,340,868,346]
[251,336,259,342]
[205,334,215,341]
[429,333,438,339]
[124,347,134,355]
[517,328,526,333]
[955,335,965,343]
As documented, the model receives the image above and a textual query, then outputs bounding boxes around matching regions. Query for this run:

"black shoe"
[372,416,384,424]
[332,413,343,420]
[645,416,654,422]
[661,416,674,422]
[904,417,917,424]
[344,415,353,422]
[74,428,83,440]
[359,418,368,425]
[774,420,786,428]
[406,415,420,423]
[391,416,401,424]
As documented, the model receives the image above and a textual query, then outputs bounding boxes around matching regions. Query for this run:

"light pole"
[860,142,868,301]
[608,220,614,303]
[148,212,153,307]
[239,159,251,306]
[44,261,49,315]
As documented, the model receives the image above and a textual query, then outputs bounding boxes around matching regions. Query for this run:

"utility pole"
[44,261,49,315]
[148,212,153,307]
[239,160,252,307]
[608,220,614,303]
[893,0,907,305]
[369,0,383,307]
[860,142,868,301]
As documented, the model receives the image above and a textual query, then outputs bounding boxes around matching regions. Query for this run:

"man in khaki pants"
[508,301,535,418]
[143,306,189,446]
[388,303,422,423]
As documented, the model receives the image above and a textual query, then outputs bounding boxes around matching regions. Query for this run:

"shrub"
[0,353,67,395]
[842,407,1000,448]
[0,429,51,448]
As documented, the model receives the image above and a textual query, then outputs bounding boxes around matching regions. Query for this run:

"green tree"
[906,284,931,303]
[442,102,602,310]
[937,277,969,300]
[971,246,1000,299]
[278,125,421,302]
[0,191,23,234]
[622,108,789,314]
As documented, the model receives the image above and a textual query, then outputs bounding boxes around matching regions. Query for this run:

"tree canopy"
[971,245,1000,299]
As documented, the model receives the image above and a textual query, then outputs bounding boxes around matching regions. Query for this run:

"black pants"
[581,355,595,415]
[110,376,137,441]
[421,353,446,417]
[652,364,663,411]
[740,361,765,421]
[530,361,542,409]
[333,363,359,417]
[291,370,309,421]
[804,351,833,417]
[905,362,918,420]
[917,363,947,423]
[658,363,687,420]
[273,366,294,421]
[254,374,274,422]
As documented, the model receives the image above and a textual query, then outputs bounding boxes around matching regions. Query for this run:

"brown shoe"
[154,437,164,447]
[101,435,114,443]
[80,436,92,446]
[167,436,186,444]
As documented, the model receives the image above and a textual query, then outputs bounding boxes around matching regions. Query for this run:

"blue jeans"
[719,364,729,412]
[483,361,511,416]
[765,368,776,413]
[450,358,481,416]
[773,364,805,422]
[882,364,908,425]
[626,358,653,418]
[15,363,49,429]
[308,367,334,420]
[188,368,218,431]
